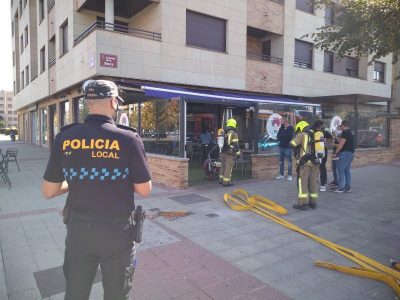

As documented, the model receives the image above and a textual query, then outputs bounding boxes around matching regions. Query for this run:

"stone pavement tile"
[360,283,398,300]
[8,288,42,300]
[235,251,282,272]
[236,285,290,300]
[173,290,212,300]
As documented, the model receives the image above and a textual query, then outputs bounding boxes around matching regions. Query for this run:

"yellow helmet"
[226,118,237,128]
[295,121,309,133]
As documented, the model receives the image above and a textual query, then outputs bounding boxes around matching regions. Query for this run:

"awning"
[141,85,320,107]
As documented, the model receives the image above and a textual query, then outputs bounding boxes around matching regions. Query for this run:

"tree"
[308,0,400,64]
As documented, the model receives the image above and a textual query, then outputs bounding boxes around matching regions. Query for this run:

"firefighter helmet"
[226,118,237,128]
[295,121,309,133]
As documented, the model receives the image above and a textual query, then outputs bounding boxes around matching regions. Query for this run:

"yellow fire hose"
[224,189,400,296]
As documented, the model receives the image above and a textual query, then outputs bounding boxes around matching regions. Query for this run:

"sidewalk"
[0,138,399,299]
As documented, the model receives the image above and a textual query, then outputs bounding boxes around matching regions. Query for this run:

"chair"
[5,148,20,172]
[0,157,11,188]
[235,151,251,178]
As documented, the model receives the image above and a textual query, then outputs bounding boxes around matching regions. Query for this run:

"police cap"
[82,79,124,103]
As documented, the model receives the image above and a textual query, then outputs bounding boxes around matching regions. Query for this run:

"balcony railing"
[247,52,283,64]
[48,57,56,68]
[74,21,162,47]
[48,0,55,12]
[270,0,285,4]
[294,60,312,69]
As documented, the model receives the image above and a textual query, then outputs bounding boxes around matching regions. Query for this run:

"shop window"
[257,103,315,154]
[296,0,314,14]
[294,39,313,69]
[136,99,180,157]
[60,100,70,126]
[49,104,58,144]
[186,10,226,52]
[40,107,48,145]
[373,61,385,83]
[73,97,88,123]
[357,102,388,148]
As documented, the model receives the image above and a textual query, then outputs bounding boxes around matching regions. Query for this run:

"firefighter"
[290,120,325,210]
[219,118,241,187]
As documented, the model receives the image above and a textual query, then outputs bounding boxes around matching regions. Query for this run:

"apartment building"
[11,0,399,188]
[0,90,18,128]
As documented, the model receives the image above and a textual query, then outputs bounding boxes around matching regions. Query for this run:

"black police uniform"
[43,114,151,300]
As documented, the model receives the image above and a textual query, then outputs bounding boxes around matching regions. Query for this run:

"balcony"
[247,0,284,35]
[74,21,161,46]
[246,55,283,94]
[247,52,282,65]
[76,0,159,19]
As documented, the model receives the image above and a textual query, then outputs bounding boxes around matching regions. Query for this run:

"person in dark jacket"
[319,129,333,191]
[276,118,294,181]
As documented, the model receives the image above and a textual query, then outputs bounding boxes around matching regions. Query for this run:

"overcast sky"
[0,1,13,91]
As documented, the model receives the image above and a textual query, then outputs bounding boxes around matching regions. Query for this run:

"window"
[48,36,56,65]
[8,111,13,114]
[325,6,334,25]
[40,107,48,145]
[294,39,313,69]
[373,62,385,83]
[39,0,45,23]
[12,51,15,66]
[40,46,46,73]
[20,34,24,53]
[21,70,24,88]
[186,10,226,52]
[23,0,26,8]
[13,81,15,94]
[74,97,88,123]
[25,65,29,85]
[345,57,359,78]
[324,51,333,72]
[296,0,314,14]
[8,104,12,108]
[60,20,68,56]
[24,26,28,47]
[19,0,22,17]
[11,21,14,36]
[7,98,12,102]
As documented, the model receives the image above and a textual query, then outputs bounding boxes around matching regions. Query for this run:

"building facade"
[10,0,398,188]
[0,90,18,128]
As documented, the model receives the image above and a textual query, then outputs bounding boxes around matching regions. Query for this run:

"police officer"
[42,79,152,300]
[219,118,240,187]
[290,120,324,210]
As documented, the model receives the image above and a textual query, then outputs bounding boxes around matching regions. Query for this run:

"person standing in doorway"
[199,127,213,164]
[219,118,240,187]
[319,129,333,191]
[331,120,355,193]
[276,118,294,181]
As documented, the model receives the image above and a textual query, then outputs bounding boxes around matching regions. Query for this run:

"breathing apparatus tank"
[314,131,325,160]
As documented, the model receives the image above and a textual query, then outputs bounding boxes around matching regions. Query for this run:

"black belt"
[69,211,132,222]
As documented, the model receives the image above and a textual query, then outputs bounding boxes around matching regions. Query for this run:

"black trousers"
[319,152,328,186]
[63,218,135,300]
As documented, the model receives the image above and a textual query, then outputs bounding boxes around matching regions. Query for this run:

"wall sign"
[100,53,118,68]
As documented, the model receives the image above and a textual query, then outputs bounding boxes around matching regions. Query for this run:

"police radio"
[131,206,145,243]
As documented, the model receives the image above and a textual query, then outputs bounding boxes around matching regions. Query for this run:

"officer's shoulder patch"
[117,124,137,133]
[61,123,80,132]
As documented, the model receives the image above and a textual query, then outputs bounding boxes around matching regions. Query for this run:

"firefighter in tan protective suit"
[219,119,241,187]
[290,120,325,210]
